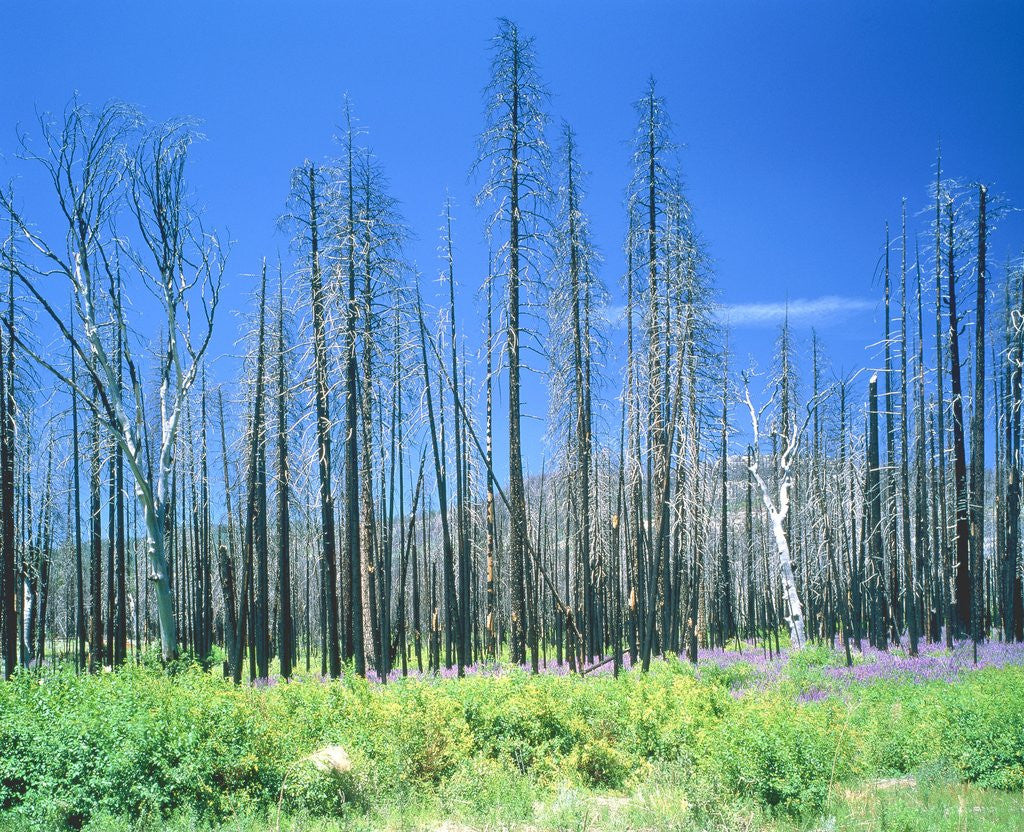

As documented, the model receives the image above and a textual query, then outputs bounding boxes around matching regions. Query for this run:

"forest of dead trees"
[0,20,1022,685]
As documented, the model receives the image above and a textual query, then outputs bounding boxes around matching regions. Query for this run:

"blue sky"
[2,1,1023,463]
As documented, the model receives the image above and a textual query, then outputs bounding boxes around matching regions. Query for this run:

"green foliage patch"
[0,656,1021,830]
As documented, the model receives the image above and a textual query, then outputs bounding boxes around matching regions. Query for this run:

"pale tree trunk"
[744,382,810,649]
[143,500,176,660]
[751,472,806,648]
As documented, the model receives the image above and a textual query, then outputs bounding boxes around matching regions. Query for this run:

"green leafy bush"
[280,746,368,818]
[700,696,851,818]
[850,682,944,776]
[572,738,631,788]
[0,654,1022,829]
[460,675,585,774]
[938,668,1024,789]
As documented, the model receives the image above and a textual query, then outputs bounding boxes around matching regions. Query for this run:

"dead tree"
[0,221,15,679]
[900,203,918,655]
[1,103,222,661]
[284,162,340,677]
[947,194,971,636]
[742,373,825,649]
[245,263,270,680]
[475,19,550,665]
[275,267,293,679]
[969,185,987,645]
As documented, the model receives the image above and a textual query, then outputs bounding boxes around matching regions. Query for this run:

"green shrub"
[1,654,1023,829]
[0,667,293,827]
[939,668,1024,789]
[850,682,944,776]
[460,674,585,774]
[573,738,630,789]
[280,746,366,818]
[700,696,850,817]
[698,658,759,690]
[387,686,472,785]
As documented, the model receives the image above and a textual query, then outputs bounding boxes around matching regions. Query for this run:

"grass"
[825,780,1024,832]
[15,776,1016,831]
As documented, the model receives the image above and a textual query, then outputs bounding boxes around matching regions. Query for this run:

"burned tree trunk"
[968,185,987,645]
[948,197,971,636]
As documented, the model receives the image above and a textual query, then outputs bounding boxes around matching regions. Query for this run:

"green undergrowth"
[0,651,1021,830]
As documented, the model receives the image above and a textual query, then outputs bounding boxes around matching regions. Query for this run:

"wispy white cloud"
[598,295,874,329]
[717,295,874,327]
[597,303,628,327]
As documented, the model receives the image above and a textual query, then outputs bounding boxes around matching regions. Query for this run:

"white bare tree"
[741,372,821,650]
[0,100,222,661]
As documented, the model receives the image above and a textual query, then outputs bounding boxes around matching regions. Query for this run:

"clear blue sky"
[2,2,1023,461]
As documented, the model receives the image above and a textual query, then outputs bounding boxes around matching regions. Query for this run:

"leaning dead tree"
[742,373,826,650]
[0,101,222,661]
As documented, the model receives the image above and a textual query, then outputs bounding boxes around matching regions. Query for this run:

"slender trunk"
[344,135,365,676]
[247,264,270,679]
[867,375,888,649]
[485,273,497,659]
[89,408,103,670]
[719,350,734,643]
[444,204,469,674]
[507,45,527,666]
[969,185,987,645]
[1008,268,1024,640]
[884,224,900,637]
[0,232,11,676]
[900,204,918,654]
[948,197,971,635]
[358,180,379,674]
[934,153,952,644]
[113,277,127,665]
[35,443,53,663]
[1,256,15,679]
[914,246,932,642]
[71,338,86,671]
[307,165,341,678]
[277,269,292,679]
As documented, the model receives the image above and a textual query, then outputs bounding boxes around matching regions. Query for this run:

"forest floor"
[1,639,1023,831]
